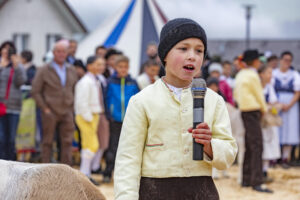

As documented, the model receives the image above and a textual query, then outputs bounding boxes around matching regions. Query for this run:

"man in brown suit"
[31,40,78,165]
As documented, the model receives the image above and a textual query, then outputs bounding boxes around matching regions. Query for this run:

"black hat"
[158,18,207,66]
[242,49,259,62]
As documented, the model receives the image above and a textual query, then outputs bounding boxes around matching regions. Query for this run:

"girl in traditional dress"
[258,65,281,181]
[272,51,300,168]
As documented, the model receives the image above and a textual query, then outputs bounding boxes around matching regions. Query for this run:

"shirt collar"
[161,76,191,91]
[52,61,66,70]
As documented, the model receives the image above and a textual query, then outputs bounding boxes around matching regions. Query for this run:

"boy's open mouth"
[183,65,195,71]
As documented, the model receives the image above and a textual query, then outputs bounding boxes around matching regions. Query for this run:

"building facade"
[0,0,87,66]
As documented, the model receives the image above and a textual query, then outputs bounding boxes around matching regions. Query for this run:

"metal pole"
[244,5,254,50]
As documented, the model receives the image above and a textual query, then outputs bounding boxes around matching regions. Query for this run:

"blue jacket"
[106,73,139,122]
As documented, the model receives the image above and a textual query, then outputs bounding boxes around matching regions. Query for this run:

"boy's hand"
[188,122,213,159]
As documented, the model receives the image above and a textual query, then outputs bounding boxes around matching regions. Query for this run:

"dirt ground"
[93,165,300,200]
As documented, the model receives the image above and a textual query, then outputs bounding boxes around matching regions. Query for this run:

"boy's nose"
[187,50,196,61]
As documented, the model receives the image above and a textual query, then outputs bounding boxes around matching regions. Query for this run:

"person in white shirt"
[74,56,103,185]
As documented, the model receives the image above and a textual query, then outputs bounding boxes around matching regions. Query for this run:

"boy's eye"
[178,47,187,51]
[196,49,203,53]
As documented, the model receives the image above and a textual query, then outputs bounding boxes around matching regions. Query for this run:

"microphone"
[191,78,207,160]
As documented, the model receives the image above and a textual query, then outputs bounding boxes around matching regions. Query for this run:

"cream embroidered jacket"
[114,79,238,200]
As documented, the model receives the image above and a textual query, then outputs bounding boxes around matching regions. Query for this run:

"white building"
[0,0,87,66]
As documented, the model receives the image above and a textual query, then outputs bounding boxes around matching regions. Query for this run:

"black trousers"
[139,176,219,200]
[241,111,263,187]
[103,120,122,177]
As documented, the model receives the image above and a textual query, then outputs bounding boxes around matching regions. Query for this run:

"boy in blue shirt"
[103,55,139,183]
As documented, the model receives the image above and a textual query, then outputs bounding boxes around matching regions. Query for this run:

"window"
[13,33,29,53]
[46,34,62,52]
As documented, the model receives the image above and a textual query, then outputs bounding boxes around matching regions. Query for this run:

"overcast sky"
[67,0,300,39]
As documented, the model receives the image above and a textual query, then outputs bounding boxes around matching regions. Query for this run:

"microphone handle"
[193,98,204,160]
[193,122,204,160]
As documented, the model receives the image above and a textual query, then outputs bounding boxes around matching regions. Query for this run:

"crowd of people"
[0,39,162,186]
[0,24,299,194]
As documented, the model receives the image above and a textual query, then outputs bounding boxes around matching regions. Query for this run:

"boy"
[234,49,272,193]
[114,18,237,200]
[137,59,160,90]
[103,55,139,183]
[74,56,103,185]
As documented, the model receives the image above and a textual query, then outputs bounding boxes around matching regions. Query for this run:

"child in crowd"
[102,55,139,183]
[208,62,234,105]
[221,60,235,89]
[74,56,103,185]
[114,18,237,200]
[273,51,300,168]
[258,65,281,183]
[137,59,160,90]
[20,50,36,86]
[73,59,86,79]
[91,57,110,175]
[206,77,223,98]
[103,48,122,78]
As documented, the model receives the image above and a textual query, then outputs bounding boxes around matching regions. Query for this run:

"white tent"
[76,0,167,77]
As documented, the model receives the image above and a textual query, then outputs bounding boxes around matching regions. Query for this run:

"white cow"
[0,160,106,200]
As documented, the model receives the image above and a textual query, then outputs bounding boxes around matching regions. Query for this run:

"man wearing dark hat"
[234,49,272,193]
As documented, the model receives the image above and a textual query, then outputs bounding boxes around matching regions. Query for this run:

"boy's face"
[88,58,105,75]
[96,48,107,58]
[96,58,106,74]
[260,67,272,84]
[251,58,262,69]
[116,61,129,78]
[68,41,77,56]
[210,71,220,79]
[145,65,160,78]
[164,38,205,87]
[107,55,117,68]
[147,44,158,58]
[268,59,278,69]
[223,63,232,77]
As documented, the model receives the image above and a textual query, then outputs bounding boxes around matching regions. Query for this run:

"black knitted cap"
[158,18,207,67]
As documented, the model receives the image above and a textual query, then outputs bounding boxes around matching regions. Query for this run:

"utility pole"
[244,5,254,50]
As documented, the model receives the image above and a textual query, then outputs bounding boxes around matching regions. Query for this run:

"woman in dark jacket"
[0,42,26,160]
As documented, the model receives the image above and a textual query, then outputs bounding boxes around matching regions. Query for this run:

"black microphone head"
[191,78,207,97]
